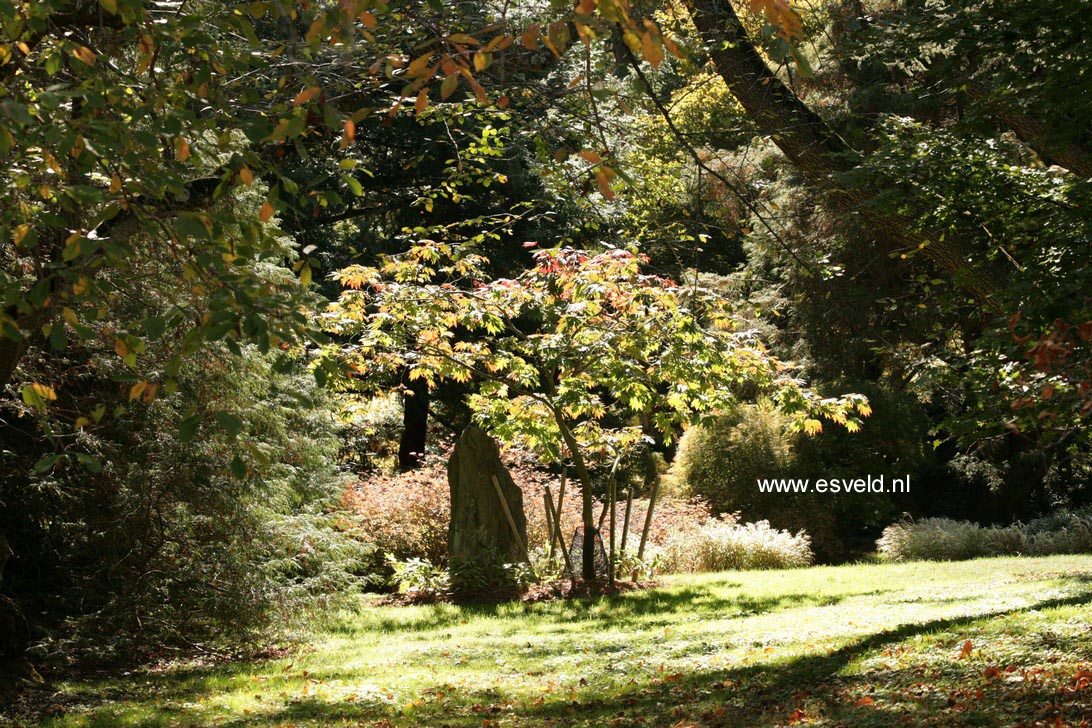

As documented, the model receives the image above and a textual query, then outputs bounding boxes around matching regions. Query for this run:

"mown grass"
[8,555,1092,727]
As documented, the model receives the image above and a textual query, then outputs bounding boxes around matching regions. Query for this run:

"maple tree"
[324,243,869,579]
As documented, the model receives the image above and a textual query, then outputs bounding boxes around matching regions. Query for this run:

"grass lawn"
[7,554,1092,727]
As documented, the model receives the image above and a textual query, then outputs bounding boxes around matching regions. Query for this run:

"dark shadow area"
[363,582,872,635]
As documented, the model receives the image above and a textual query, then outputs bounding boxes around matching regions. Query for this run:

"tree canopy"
[1,0,1089,685]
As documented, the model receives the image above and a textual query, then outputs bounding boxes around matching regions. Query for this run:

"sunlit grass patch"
[14,554,1092,727]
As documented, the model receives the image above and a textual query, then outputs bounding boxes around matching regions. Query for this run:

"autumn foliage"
[340,447,713,577]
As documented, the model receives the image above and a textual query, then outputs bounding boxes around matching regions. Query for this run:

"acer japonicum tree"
[324,244,869,581]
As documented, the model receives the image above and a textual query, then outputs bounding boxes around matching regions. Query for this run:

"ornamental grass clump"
[660,517,813,573]
[1027,507,1092,555]
[877,507,1092,562]
[876,518,996,561]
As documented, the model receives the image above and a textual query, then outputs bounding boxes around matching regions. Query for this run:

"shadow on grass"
[26,575,1092,727]
[243,585,1092,727]
[361,583,869,635]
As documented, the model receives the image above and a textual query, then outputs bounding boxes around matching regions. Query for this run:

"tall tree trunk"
[684,0,1005,307]
[397,373,429,472]
[0,530,34,692]
[967,82,1092,178]
[0,334,24,391]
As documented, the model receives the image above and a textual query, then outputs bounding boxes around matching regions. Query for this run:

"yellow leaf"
[175,137,190,162]
[359,10,377,28]
[300,262,313,287]
[473,51,492,72]
[29,383,57,401]
[75,417,90,429]
[239,165,254,186]
[114,339,128,358]
[72,46,96,66]
[803,418,823,436]
[99,0,117,13]
[415,89,429,115]
[447,33,479,46]
[440,73,459,100]
[109,175,122,193]
[857,402,872,417]
[406,52,433,77]
[129,381,149,401]
[259,201,275,222]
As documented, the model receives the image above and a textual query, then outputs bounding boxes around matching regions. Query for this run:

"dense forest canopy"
[1,0,1089,684]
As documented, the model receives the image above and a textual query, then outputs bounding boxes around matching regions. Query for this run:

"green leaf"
[34,454,60,473]
[178,413,203,443]
[75,453,103,473]
[144,316,167,340]
[49,322,67,351]
[344,175,363,197]
[230,454,247,479]
[176,214,211,240]
[214,411,244,438]
[789,45,814,77]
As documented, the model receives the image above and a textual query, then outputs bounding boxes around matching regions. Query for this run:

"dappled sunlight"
[33,556,1092,727]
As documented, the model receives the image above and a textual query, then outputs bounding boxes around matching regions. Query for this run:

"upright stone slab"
[447,426,527,566]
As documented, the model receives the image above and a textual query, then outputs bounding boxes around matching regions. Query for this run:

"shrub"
[670,401,795,515]
[660,516,813,573]
[388,555,450,595]
[1027,507,1092,555]
[341,456,452,572]
[669,389,921,562]
[343,446,715,583]
[876,518,1003,561]
[4,346,371,668]
[876,507,1092,562]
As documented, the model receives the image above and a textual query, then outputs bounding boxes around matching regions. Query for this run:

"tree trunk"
[967,82,1092,178]
[0,334,24,391]
[397,372,429,472]
[554,412,597,582]
[0,530,35,692]
[684,0,1005,307]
